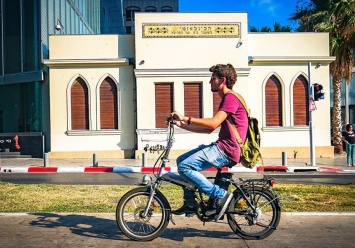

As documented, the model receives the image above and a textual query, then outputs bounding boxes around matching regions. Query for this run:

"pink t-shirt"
[216,93,248,163]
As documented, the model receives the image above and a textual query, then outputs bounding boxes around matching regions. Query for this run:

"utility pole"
[308,62,316,166]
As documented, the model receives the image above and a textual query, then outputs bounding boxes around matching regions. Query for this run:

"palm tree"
[273,22,292,32]
[289,0,330,31]
[249,22,292,32]
[290,0,355,153]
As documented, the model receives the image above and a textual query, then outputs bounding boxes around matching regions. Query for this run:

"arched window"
[161,6,173,12]
[71,78,89,130]
[265,75,283,126]
[145,6,157,12]
[293,75,309,126]
[100,77,118,129]
[125,6,140,21]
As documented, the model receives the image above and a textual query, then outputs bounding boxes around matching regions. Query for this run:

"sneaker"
[216,192,230,210]
[172,203,196,215]
[348,164,352,167]
[205,193,231,217]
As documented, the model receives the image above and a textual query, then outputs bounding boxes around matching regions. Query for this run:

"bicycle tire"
[116,187,170,241]
[227,187,281,240]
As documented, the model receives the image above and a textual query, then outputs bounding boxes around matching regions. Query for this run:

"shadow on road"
[29,213,122,240]
[28,213,240,242]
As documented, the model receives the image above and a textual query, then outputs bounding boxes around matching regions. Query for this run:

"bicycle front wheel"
[227,187,281,240]
[116,187,170,241]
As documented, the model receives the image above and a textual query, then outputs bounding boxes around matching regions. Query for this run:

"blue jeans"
[346,143,355,165]
[176,143,231,207]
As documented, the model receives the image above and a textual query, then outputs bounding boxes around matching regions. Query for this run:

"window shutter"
[213,92,220,115]
[100,77,118,129]
[71,78,89,130]
[293,75,309,126]
[155,83,173,128]
[265,76,282,126]
[184,83,202,118]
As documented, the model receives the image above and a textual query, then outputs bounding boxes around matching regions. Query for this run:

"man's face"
[210,73,223,92]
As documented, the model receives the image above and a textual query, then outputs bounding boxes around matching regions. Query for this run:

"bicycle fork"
[141,184,158,218]
[140,181,177,225]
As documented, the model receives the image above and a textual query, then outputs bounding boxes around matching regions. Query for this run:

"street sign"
[309,99,317,111]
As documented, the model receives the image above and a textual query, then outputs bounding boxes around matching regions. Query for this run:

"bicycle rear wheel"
[227,187,281,240]
[116,187,170,241]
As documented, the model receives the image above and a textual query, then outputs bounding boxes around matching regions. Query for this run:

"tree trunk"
[331,75,343,153]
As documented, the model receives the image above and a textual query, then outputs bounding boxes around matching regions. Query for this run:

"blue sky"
[179,0,300,30]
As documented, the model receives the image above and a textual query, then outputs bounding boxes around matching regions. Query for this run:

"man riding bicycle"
[170,63,248,215]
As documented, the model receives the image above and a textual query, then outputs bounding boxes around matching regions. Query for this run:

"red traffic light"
[312,83,324,101]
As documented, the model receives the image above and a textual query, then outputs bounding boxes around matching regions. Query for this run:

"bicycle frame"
[140,120,278,221]
[117,118,281,241]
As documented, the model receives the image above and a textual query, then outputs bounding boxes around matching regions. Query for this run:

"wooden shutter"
[100,77,118,129]
[265,76,282,126]
[213,92,220,115]
[293,75,309,126]
[71,78,89,130]
[184,83,202,118]
[155,83,173,128]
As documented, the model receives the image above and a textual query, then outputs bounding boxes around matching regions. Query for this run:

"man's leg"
[172,146,207,215]
[178,144,230,198]
[173,144,231,215]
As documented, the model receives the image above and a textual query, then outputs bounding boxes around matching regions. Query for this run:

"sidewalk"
[1,153,355,173]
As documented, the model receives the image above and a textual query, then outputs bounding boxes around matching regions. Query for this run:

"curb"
[0,165,344,173]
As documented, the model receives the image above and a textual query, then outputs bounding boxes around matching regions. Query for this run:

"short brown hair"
[209,63,237,89]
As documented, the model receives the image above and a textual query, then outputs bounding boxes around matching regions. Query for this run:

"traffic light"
[312,83,325,101]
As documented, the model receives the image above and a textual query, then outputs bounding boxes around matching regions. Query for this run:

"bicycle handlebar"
[166,114,178,124]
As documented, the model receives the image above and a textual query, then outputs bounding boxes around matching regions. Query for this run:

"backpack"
[226,91,262,169]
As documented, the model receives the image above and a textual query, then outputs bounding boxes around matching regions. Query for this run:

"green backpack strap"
[227,91,263,169]
[227,115,243,144]
[227,91,250,117]
[226,91,249,145]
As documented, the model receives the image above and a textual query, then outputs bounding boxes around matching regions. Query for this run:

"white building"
[44,13,335,160]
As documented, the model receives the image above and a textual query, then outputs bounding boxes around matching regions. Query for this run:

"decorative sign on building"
[142,23,241,38]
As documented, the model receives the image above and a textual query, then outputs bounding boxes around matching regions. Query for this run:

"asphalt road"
[1,172,354,185]
[0,212,354,248]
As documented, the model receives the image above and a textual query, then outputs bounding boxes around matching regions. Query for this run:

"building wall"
[45,35,136,158]
[134,13,333,159]
[247,33,332,157]
[123,0,178,34]
[45,13,334,159]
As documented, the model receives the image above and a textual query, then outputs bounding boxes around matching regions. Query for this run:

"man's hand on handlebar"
[169,111,184,126]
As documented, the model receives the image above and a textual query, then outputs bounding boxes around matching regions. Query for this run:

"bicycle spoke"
[116,188,169,241]
[227,188,281,240]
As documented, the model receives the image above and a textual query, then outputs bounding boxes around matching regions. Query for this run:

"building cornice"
[43,58,130,67]
[248,56,336,65]
[134,68,251,78]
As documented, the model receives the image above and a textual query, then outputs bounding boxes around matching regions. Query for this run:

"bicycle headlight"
[141,174,152,185]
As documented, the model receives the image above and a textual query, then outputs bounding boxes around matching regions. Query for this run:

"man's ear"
[220,77,227,85]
